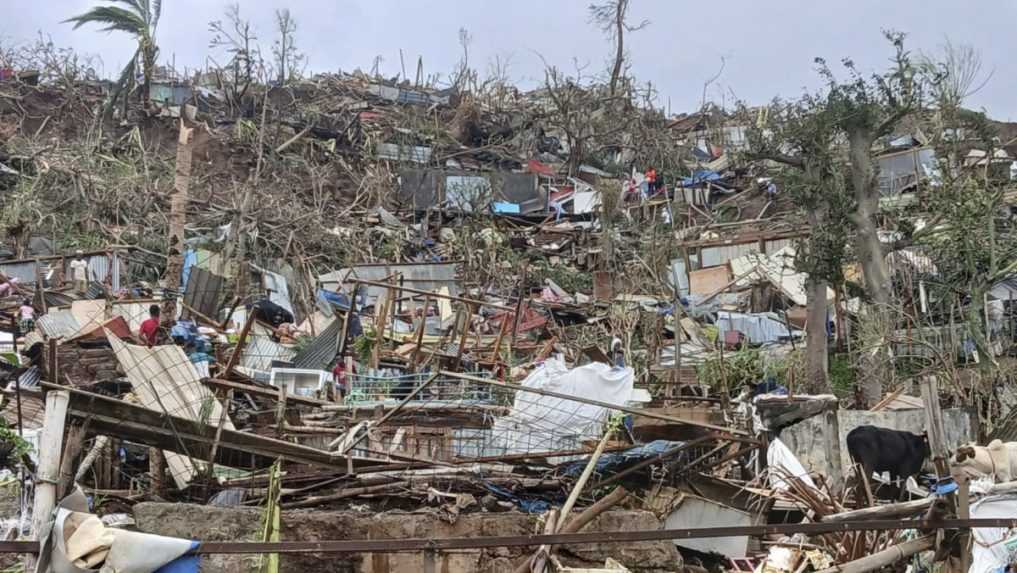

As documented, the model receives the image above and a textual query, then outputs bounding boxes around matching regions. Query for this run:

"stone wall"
[133,503,683,573]
[779,407,978,481]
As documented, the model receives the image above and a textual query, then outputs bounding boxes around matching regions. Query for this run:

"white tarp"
[490,357,634,456]
[36,488,193,573]
[716,311,797,344]
[969,495,1017,573]
[767,437,817,491]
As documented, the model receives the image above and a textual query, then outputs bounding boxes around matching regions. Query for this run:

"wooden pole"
[559,486,629,534]
[411,296,431,369]
[28,390,69,571]
[813,535,933,573]
[224,309,255,378]
[921,376,951,478]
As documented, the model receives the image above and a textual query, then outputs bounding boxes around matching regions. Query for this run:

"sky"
[5,0,1017,119]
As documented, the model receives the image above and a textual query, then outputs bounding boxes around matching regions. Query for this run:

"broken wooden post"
[57,423,86,499]
[224,309,255,378]
[207,389,234,475]
[75,435,111,483]
[148,447,166,493]
[559,486,629,534]
[411,295,431,369]
[813,535,933,573]
[921,376,951,478]
[275,385,288,438]
[28,389,69,571]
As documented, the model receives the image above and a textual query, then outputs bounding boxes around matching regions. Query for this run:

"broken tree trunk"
[162,118,195,326]
[848,126,892,407]
[806,276,831,392]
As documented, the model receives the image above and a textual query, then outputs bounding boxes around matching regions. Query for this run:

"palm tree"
[65,0,161,111]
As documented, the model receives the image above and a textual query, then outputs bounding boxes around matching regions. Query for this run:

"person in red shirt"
[139,304,161,347]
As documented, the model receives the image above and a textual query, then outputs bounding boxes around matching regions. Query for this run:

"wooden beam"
[41,382,381,472]
[223,309,255,378]
[813,535,933,573]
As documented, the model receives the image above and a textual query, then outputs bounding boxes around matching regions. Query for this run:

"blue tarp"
[491,201,521,214]
[155,541,201,573]
[483,483,551,514]
[180,249,198,291]
[680,170,723,188]
[560,440,686,478]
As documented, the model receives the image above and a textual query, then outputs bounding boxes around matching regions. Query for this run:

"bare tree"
[588,0,649,96]
[920,38,991,112]
[450,27,476,92]
[272,8,305,84]
[209,3,262,114]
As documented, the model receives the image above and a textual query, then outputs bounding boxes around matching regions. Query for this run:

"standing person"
[331,359,352,402]
[645,167,658,196]
[69,250,89,294]
[139,304,161,347]
[18,299,34,335]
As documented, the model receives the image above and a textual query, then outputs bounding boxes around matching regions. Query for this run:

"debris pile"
[2,26,1017,573]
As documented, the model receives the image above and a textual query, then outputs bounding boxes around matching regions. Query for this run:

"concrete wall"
[133,504,683,573]
[779,407,977,480]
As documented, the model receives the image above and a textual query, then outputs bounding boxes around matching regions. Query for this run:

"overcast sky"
[5,1,1017,119]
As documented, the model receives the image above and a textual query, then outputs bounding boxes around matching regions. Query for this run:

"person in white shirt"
[69,250,88,294]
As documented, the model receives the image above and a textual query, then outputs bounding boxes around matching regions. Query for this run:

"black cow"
[846,425,929,500]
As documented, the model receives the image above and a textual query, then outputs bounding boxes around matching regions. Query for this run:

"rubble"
[3,15,1017,573]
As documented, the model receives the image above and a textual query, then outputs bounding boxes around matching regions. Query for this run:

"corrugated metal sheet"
[183,266,224,320]
[699,238,795,268]
[36,310,82,339]
[700,243,760,268]
[376,142,432,164]
[260,269,293,314]
[240,323,297,373]
[109,332,232,488]
[0,262,38,284]
[111,302,151,332]
[319,262,460,306]
[292,318,341,370]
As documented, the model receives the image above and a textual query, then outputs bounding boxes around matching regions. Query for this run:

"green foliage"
[530,261,593,294]
[829,353,856,398]
[353,330,375,364]
[697,350,765,391]
[0,418,33,469]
